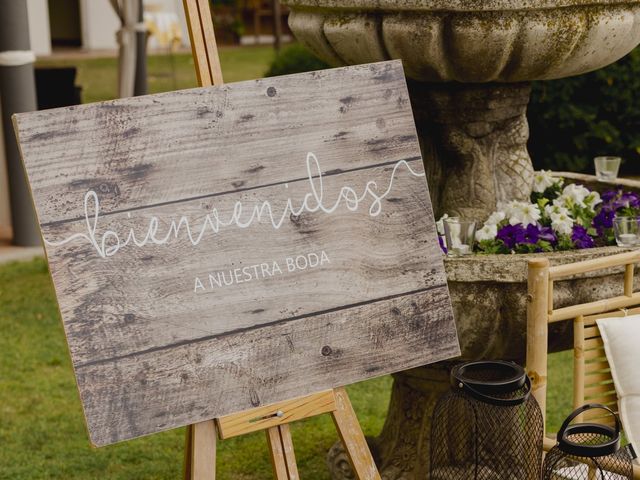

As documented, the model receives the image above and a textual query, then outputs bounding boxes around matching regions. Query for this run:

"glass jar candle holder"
[613,216,640,247]
[444,218,476,256]
[594,156,621,182]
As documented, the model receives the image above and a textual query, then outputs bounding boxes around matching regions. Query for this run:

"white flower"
[545,204,570,221]
[584,190,602,209]
[545,203,575,235]
[476,223,498,242]
[533,170,557,193]
[486,211,506,226]
[436,214,449,236]
[503,200,524,218]
[551,212,574,236]
[506,201,541,227]
[558,184,591,208]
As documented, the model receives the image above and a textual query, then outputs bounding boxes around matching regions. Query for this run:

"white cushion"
[596,314,640,464]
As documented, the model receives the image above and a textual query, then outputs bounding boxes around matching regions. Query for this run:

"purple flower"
[613,192,640,210]
[601,189,620,204]
[600,189,640,212]
[438,235,447,254]
[593,208,615,235]
[524,224,541,244]
[538,226,557,244]
[571,225,595,249]
[497,224,526,249]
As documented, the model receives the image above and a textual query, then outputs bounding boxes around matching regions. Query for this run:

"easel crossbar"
[217,390,336,439]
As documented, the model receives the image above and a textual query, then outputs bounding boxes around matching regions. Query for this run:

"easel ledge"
[181,1,381,478]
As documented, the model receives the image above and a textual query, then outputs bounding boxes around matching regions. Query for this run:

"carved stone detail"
[408,81,533,221]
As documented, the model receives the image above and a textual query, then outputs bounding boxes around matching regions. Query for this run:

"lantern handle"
[459,374,532,407]
[558,403,621,441]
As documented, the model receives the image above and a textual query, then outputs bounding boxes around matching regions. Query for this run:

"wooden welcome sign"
[13,60,458,447]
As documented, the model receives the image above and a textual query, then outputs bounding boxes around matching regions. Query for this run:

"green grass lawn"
[0,259,389,480]
[0,258,572,480]
[3,45,575,478]
[36,45,277,103]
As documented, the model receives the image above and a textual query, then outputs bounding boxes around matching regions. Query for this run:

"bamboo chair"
[526,250,640,478]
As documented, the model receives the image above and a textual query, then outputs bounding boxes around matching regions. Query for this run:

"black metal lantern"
[430,360,544,480]
[543,404,635,480]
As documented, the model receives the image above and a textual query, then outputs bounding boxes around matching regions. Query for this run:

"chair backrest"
[575,311,625,426]
[526,250,640,432]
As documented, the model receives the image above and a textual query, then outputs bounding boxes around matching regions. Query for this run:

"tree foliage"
[528,48,640,175]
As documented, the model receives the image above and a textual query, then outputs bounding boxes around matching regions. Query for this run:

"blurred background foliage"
[267,45,640,176]
[529,48,640,176]
[265,43,329,77]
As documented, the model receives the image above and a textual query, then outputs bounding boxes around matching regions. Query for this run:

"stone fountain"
[281,1,640,478]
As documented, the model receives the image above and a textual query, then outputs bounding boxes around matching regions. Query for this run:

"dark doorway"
[48,0,82,47]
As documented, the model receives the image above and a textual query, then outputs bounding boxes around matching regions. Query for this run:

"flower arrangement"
[437,170,640,255]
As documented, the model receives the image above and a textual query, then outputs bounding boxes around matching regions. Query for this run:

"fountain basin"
[446,245,639,360]
[286,0,640,82]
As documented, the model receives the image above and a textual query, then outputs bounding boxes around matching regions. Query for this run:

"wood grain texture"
[182,0,224,87]
[266,425,299,480]
[41,162,442,365]
[277,424,299,480]
[185,420,217,480]
[332,387,381,480]
[15,62,418,226]
[13,61,458,446]
[76,286,456,445]
[216,390,335,439]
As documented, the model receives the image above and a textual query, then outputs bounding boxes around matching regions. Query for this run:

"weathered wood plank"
[13,60,459,447]
[75,286,456,446]
[14,62,417,225]
[42,162,443,365]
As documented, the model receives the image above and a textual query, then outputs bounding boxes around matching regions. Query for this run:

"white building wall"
[27,0,52,56]
[28,0,189,53]
[145,0,189,46]
[79,0,121,50]
[78,0,188,51]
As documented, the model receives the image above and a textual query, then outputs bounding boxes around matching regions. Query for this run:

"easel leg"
[184,425,193,479]
[331,387,381,480]
[184,420,217,480]
[266,424,299,480]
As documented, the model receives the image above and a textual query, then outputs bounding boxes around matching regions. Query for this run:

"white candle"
[455,245,471,255]
[619,233,637,243]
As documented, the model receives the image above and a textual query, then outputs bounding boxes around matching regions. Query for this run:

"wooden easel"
[181,1,381,478]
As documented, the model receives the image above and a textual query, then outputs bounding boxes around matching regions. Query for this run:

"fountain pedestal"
[408,81,532,219]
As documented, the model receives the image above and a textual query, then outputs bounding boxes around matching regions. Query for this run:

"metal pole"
[272,0,282,52]
[0,0,40,246]
[134,0,147,96]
